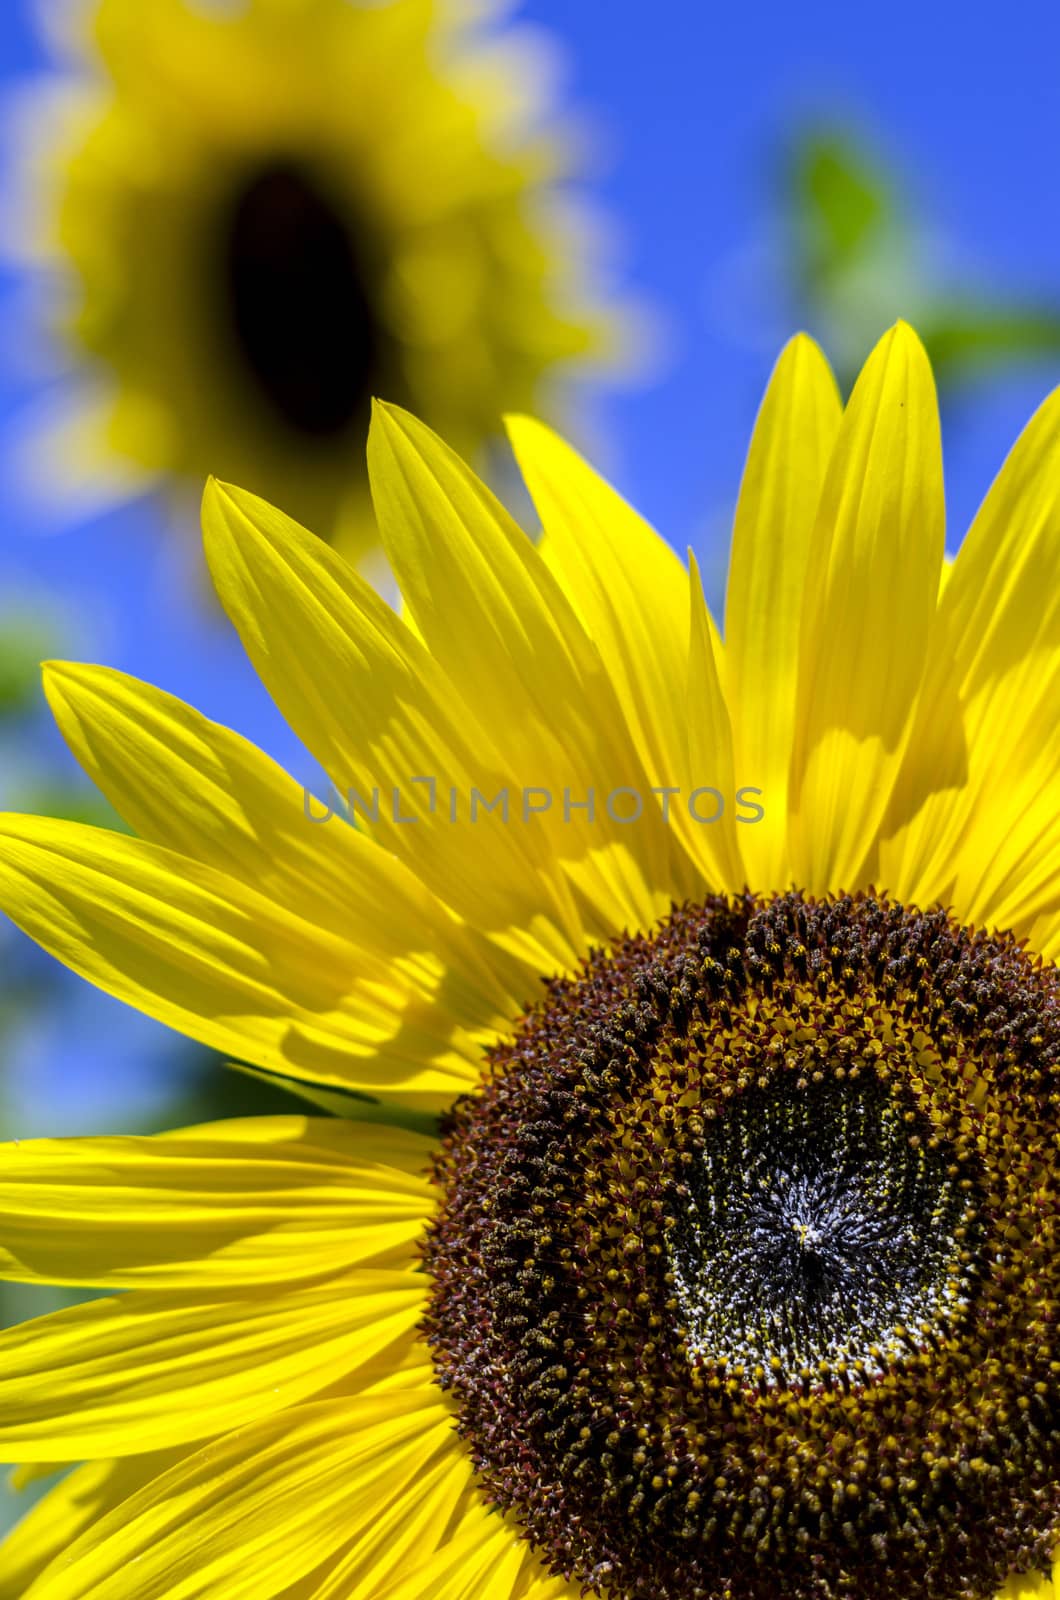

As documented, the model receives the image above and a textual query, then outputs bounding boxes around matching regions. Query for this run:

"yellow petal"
[1030,910,1060,965]
[788,322,945,891]
[505,414,698,889]
[724,334,842,889]
[997,1555,1060,1598]
[0,812,482,1109]
[878,383,1060,945]
[41,659,534,1104]
[0,1116,434,1288]
[23,1393,452,1600]
[292,1423,482,1599]
[0,1270,427,1460]
[517,1576,580,1600]
[202,474,586,973]
[367,1501,527,1600]
[0,1451,186,1600]
[686,553,743,892]
[367,401,690,936]
[42,660,502,984]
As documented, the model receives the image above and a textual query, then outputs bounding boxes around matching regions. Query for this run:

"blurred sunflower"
[2,324,1060,1600]
[9,0,617,549]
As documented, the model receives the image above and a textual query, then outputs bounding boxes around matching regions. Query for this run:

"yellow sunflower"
[11,0,615,548]
[2,322,1060,1600]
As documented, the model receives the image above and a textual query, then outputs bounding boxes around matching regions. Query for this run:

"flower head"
[1,323,1060,1599]
[9,0,618,548]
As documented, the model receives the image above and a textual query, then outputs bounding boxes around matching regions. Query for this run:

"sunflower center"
[671,1072,977,1386]
[222,160,382,437]
[423,891,1060,1600]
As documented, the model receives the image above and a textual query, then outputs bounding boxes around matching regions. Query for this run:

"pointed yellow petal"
[368,402,693,934]
[368,401,610,754]
[22,1393,451,1600]
[878,383,1060,945]
[41,659,534,1103]
[0,1271,427,1460]
[0,812,483,1108]
[202,474,586,971]
[686,553,743,891]
[42,660,491,977]
[505,415,693,844]
[788,322,945,891]
[0,1117,434,1288]
[724,335,842,889]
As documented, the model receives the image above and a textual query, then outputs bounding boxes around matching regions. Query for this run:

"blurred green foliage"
[788,127,1060,393]
[0,621,57,718]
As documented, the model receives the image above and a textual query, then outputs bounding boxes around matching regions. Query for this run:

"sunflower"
[11,0,613,547]
[2,322,1060,1600]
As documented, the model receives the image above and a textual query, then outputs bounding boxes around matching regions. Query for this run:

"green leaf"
[783,122,1060,395]
[792,131,893,277]
[0,622,55,718]
[917,302,1060,378]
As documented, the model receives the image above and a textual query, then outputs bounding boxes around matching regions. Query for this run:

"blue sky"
[1,0,1060,1132]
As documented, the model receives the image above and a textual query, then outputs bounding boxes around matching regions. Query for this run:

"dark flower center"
[671,1071,979,1387]
[423,891,1060,1600]
[221,160,383,437]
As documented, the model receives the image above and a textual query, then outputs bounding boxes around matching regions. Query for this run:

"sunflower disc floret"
[424,891,1060,1600]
